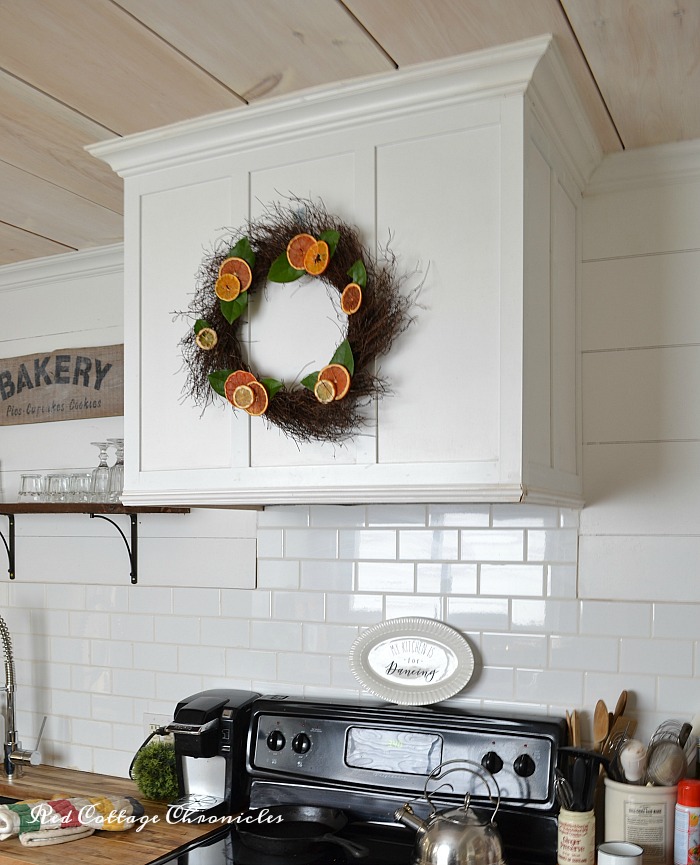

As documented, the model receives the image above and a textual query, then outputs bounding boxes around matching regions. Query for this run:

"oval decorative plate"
[349,617,475,705]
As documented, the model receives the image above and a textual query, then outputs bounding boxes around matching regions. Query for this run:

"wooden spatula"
[593,699,609,751]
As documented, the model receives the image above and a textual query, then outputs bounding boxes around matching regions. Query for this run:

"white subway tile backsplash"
[481,633,547,668]
[68,611,110,638]
[277,652,331,685]
[325,593,383,624]
[515,669,584,706]
[511,600,578,633]
[385,595,443,619]
[527,530,578,563]
[128,587,173,614]
[91,639,133,669]
[447,597,510,631]
[198,617,250,649]
[620,637,693,676]
[416,563,477,594]
[461,530,524,561]
[356,562,414,592]
[257,559,300,589]
[580,601,651,637]
[5,500,699,777]
[399,530,458,560]
[286,528,338,559]
[154,615,200,645]
[339,529,396,560]
[492,505,559,527]
[303,623,358,654]
[546,565,578,598]
[428,504,490,527]
[480,564,544,596]
[301,560,354,591]
[311,505,366,527]
[173,588,220,617]
[250,621,303,652]
[549,635,619,672]
[178,645,226,675]
[652,603,700,638]
[258,506,310,527]
[272,591,325,622]
[226,648,276,680]
[366,504,426,526]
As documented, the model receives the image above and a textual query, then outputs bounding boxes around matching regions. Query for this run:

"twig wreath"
[179,198,414,443]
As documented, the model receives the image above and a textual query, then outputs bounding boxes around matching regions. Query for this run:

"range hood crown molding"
[89,34,598,188]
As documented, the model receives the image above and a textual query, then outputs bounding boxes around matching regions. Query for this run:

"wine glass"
[90,442,111,502]
[107,438,124,503]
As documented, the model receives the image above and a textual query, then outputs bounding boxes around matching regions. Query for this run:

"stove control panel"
[249,701,563,804]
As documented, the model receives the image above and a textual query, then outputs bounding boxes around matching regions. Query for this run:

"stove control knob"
[266,730,286,751]
[481,751,504,774]
[513,753,536,777]
[292,733,311,754]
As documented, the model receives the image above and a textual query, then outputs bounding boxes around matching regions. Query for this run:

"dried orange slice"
[195,327,218,350]
[340,282,362,314]
[215,273,241,302]
[314,378,336,403]
[218,257,253,291]
[304,240,330,276]
[286,233,316,270]
[224,370,256,405]
[246,380,269,416]
[319,363,351,400]
[232,384,254,409]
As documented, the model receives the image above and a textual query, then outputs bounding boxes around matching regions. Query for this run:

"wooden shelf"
[0,503,189,514]
[0,505,190,583]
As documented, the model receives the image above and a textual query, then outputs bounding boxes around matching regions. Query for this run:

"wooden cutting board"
[0,765,223,865]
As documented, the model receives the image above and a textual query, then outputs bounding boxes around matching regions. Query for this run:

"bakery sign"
[0,344,123,426]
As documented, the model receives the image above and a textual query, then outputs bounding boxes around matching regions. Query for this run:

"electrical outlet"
[143,712,173,741]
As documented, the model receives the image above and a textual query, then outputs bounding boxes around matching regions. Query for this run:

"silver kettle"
[395,760,507,865]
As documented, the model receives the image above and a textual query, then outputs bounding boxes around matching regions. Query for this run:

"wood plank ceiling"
[0,0,698,266]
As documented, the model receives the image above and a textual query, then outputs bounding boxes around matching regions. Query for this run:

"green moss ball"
[132,739,179,801]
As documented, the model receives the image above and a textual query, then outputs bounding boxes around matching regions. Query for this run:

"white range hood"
[90,36,600,507]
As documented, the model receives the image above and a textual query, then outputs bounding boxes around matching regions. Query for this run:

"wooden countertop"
[0,765,224,865]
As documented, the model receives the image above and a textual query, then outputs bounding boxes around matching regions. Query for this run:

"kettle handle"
[423,759,501,823]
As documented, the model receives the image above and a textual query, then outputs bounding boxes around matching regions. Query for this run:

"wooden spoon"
[610,690,628,728]
[593,699,610,751]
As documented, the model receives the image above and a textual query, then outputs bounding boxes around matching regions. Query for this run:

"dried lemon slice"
[232,384,254,409]
[314,378,336,403]
[195,327,218,350]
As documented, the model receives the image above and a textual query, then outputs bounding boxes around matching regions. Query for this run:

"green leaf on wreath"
[208,370,234,397]
[260,378,284,399]
[330,339,354,375]
[268,252,305,283]
[301,371,320,391]
[319,229,340,257]
[193,319,210,334]
[228,236,256,269]
[346,259,367,289]
[220,290,248,324]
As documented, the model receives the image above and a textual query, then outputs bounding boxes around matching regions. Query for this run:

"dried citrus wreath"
[180,199,413,443]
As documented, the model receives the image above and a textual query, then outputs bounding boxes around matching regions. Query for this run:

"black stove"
[149,695,566,865]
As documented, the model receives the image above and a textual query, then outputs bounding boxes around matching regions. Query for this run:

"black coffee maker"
[167,688,259,821]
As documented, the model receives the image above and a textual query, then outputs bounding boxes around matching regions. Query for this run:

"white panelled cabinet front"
[92,37,598,506]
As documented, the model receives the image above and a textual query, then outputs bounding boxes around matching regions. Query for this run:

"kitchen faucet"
[0,613,44,780]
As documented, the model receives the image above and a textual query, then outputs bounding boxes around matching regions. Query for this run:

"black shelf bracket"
[0,515,15,580]
[90,512,138,584]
